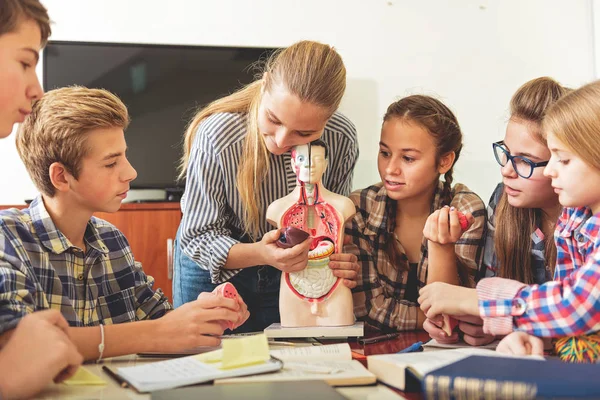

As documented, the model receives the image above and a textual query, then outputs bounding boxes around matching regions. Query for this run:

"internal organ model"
[267,141,356,327]
[281,196,342,314]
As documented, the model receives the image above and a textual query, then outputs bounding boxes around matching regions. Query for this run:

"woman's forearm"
[223,242,264,270]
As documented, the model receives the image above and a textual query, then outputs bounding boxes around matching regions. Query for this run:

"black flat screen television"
[43,41,277,190]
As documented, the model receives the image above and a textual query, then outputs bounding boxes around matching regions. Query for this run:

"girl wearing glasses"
[419,77,568,346]
[345,95,486,332]
[418,78,600,360]
[487,78,568,285]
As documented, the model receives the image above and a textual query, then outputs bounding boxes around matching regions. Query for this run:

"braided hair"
[383,95,463,270]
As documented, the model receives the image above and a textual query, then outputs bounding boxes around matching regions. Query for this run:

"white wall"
[0,0,595,204]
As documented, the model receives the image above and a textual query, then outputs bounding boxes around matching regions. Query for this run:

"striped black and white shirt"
[179,111,359,284]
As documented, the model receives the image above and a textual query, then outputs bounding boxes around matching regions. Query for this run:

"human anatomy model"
[266,140,355,327]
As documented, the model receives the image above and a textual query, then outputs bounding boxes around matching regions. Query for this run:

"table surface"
[33,330,432,400]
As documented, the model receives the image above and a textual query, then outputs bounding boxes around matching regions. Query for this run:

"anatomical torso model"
[266,140,355,327]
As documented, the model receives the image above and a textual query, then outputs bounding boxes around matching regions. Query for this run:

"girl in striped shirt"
[173,41,361,332]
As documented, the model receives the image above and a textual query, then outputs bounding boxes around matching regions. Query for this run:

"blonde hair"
[543,80,600,172]
[496,77,568,283]
[0,0,51,45]
[16,86,130,197]
[179,40,346,238]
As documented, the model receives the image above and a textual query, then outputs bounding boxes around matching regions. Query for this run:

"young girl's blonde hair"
[496,77,568,283]
[543,80,600,172]
[179,41,346,239]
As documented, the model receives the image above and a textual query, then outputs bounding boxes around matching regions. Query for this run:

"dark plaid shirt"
[345,181,486,331]
[0,196,172,333]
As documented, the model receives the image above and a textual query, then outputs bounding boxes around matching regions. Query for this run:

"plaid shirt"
[0,197,172,334]
[478,206,600,337]
[481,183,552,284]
[345,181,486,332]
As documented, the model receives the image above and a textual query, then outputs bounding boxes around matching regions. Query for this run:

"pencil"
[268,340,299,346]
[102,365,129,388]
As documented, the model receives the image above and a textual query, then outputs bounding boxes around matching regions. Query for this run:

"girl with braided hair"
[345,95,486,332]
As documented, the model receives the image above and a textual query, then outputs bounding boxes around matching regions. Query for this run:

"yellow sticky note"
[220,333,270,369]
[63,367,107,386]
[193,348,223,363]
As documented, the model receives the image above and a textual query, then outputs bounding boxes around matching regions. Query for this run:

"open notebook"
[215,343,376,386]
[117,334,282,393]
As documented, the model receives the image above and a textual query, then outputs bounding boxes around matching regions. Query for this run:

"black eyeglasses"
[492,141,549,179]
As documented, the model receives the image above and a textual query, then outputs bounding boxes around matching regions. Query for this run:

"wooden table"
[32,331,431,399]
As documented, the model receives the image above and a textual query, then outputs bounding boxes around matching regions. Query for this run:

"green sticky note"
[220,333,270,369]
[63,367,107,386]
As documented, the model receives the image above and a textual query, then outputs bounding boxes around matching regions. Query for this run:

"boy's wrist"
[139,319,164,352]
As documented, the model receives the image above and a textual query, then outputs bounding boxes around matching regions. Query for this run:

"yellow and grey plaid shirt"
[344,181,486,332]
[0,197,172,334]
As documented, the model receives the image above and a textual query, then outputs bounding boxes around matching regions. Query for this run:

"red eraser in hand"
[442,314,459,336]
[456,211,469,231]
[215,282,238,299]
[213,283,240,331]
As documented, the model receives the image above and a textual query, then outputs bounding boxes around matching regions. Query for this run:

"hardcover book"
[423,355,600,399]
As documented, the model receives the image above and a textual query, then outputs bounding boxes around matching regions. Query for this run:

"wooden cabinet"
[0,202,181,302]
[96,202,181,302]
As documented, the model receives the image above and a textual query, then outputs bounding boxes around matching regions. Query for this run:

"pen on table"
[102,365,129,388]
[358,332,400,345]
[267,340,300,347]
[397,341,424,354]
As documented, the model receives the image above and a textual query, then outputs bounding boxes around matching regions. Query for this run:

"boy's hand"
[259,229,310,273]
[496,332,544,356]
[0,310,83,400]
[418,282,479,319]
[212,283,250,330]
[158,293,240,350]
[423,206,474,245]
[329,236,359,289]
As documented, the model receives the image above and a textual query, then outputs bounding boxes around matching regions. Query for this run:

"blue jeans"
[173,238,281,333]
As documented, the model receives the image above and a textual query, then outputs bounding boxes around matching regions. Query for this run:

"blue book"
[423,355,600,399]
